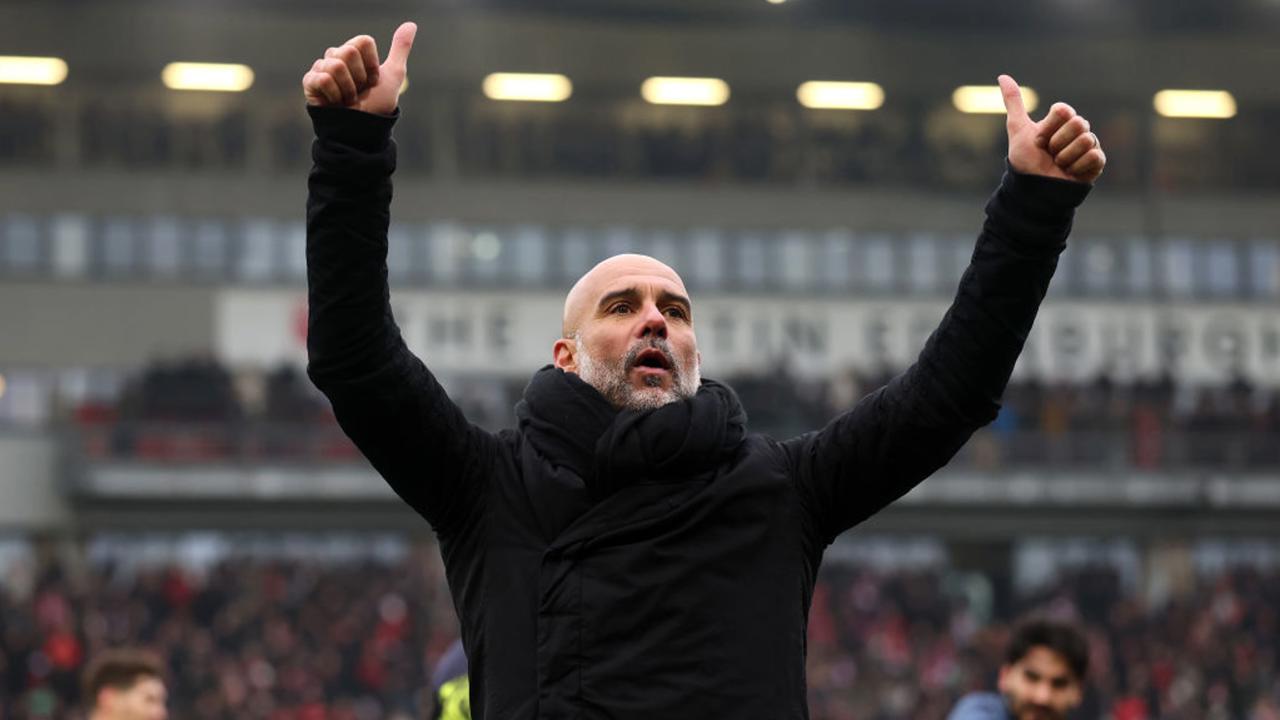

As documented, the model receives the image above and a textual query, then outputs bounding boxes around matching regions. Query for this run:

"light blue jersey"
[947,692,1012,720]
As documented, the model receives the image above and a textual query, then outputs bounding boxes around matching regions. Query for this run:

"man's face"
[103,677,168,720]
[998,647,1082,720]
[556,255,701,410]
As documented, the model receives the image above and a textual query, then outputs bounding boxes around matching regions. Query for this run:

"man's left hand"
[1000,74,1106,184]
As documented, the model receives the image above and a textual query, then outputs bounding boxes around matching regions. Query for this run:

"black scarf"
[515,365,747,502]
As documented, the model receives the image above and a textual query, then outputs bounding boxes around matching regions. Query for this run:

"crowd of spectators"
[77,103,249,171]
[979,374,1280,470]
[79,356,1280,471]
[9,92,1276,193]
[1,540,1277,719]
[0,544,452,720]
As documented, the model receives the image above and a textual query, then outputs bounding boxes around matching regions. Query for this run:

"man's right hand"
[303,21,417,116]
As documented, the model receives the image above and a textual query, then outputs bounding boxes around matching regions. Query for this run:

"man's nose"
[637,303,668,338]
[1030,682,1054,705]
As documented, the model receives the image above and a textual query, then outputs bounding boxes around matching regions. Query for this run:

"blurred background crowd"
[2,537,1279,719]
[61,356,1280,473]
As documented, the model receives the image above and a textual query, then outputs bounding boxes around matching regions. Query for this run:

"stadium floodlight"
[482,73,573,102]
[797,81,885,110]
[161,62,255,92]
[641,77,730,106]
[0,56,68,85]
[952,84,1038,114]
[767,0,788,4]
[1154,89,1237,119]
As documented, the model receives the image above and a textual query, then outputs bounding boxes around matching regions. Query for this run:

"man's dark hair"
[1005,618,1089,681]
[82,649,165,706]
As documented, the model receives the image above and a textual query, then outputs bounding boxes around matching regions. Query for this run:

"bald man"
[303,23,1104,720]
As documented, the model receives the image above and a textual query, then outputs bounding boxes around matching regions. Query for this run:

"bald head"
[562,254,690,337]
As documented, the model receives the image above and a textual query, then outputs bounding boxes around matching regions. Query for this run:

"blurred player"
[82,648,168,720]
[947,619,1088,720]
[431,638,471,720]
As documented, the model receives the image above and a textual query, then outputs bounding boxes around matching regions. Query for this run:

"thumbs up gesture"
[303,22,417,116]
[1000,74,1106,184]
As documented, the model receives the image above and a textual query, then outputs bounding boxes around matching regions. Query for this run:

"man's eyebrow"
[657,290,693,315]
[597,287,641,311]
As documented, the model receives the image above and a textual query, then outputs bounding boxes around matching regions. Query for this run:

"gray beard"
[574,336,701,411]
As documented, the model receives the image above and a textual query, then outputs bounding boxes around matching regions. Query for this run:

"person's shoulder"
[947,692,1010,720]
[430,639,469,692]
[734,431,796,469]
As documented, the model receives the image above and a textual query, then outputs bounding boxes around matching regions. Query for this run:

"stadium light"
[483,73,573,102]
[641,77,730,106]
[0,56,68,85]
[797,81,885,110]
[952,84,1038,114]
[161,62,255,92]
[1153,89,1237,119]
[767,0,788,4]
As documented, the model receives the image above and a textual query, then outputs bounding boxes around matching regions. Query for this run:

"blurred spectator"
[946,619,1088,720]
[0,98,54,165]
[83,648,168,720]
[429,639,470,720]
[118,355,241,424]
[263,364,323,425]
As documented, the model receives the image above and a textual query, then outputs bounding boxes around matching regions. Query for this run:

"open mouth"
[631,348,672,372]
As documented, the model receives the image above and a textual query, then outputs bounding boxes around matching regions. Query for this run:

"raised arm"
[784,76,1104,544]
[303,23,493,538]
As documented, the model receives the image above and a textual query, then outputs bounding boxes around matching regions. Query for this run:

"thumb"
[998,74,1031,129]
[383,21,417,74]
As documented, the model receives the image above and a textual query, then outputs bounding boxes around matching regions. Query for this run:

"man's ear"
[553,337,578,373]
[996,664,1013,694]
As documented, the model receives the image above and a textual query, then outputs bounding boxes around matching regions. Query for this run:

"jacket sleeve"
[304,105,493,539]
[783,164,1091,544]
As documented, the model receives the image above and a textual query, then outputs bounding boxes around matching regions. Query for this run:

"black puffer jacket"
[304,105,1090,719]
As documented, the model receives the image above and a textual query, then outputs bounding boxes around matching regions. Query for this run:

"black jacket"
[305,105,1090,719]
